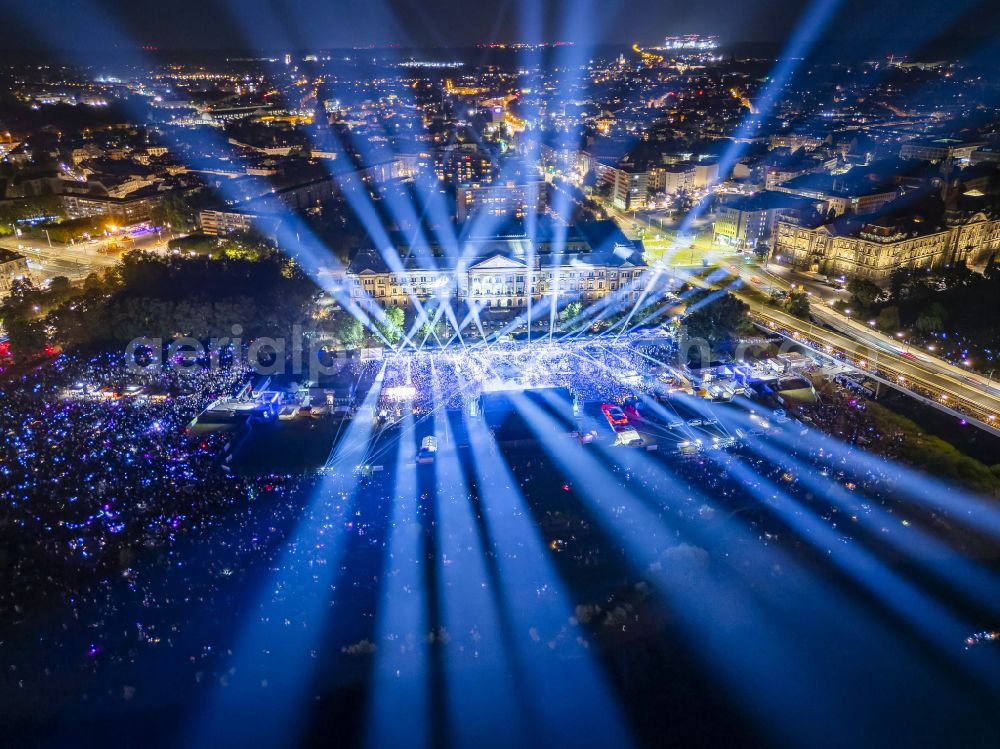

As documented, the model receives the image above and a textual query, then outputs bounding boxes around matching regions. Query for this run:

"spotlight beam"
[186,363,386,748]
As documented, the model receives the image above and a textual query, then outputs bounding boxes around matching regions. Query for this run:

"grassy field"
[232,417,344,474]
[863,400,1000,496]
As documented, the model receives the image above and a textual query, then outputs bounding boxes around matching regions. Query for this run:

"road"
[602,202,730,266]
[1,230,173,281]
[758,262,851,305]
[736,260,996,387]
[603,197,1000,426]
[751,304,1000,432]
[715,266,1000,428]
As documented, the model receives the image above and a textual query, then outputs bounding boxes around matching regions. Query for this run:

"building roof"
[346,219,646,275]
[807,211,946,241]
[0,247,26,264]
[64,184,176,204]
[724,190,823,213]
[780,172,898,198]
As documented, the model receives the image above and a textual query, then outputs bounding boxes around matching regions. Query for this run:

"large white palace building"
[346,220,648,310]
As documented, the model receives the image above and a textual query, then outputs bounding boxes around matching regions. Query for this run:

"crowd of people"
[0,340,997,743]
[0,353,293,710]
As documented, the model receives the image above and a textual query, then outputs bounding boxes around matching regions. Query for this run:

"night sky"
[1,0,999,54]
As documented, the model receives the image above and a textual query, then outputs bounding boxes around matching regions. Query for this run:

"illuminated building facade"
[0,248,30,298]
[774,211,1000,280]
[347,220,647,309]
[61,190,166,224]
[455,180,548,221]
[899,139,985,162]
[769,173,900,217]
[596,160,720,210]
[435,147,496,184]
[713,191,823,250]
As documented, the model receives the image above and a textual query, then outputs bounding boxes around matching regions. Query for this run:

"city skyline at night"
[1,0,998,56]
[1,1,1000,748]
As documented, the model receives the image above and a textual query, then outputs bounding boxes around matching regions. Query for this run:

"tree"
[915,303,946,334]
[24,250,319,350]
[887,268,914,301]
[334,315,364,348]
[0,278,39,320]
[219,230,275,261]
[0,277,77,322]
[33,216,108,244]
[559,301,583,330]
[682,292,751,351]
[847,278,881,310]
[150,191,204,233]
[875,305,901,332]
[375,305,405,344]
[4,317,48,361]
[48,276,72,295]
[783,291,811,318]
[0,195,64,233]
[983,253,998,281]
[416,316,442,344]
[82,271,111,293]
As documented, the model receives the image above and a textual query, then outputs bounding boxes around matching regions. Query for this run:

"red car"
[601,404,630,431]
